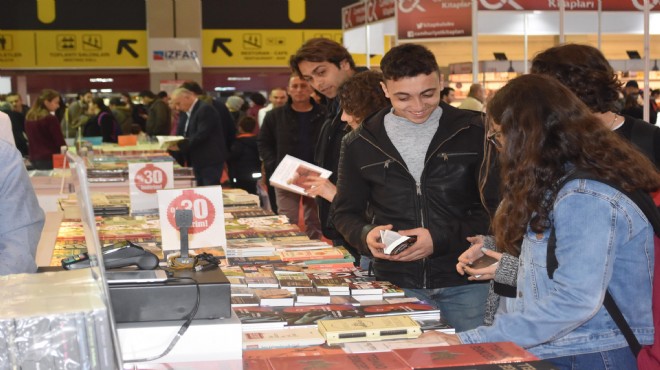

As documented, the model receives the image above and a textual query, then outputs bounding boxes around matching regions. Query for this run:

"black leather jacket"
[333,104,499,289]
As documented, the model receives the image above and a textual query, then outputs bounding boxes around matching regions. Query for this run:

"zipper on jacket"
[425,126,470,167]
[417,181,428,289]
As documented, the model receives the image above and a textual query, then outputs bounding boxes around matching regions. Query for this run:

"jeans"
[275,188,322,239]
[405,283,489,332]
[547,347,637,370]
[193,165,222,186]
[359,255,373,273]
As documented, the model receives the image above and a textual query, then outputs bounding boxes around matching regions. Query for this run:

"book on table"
[317,314,422,344]
[155,135,184,149]
[242,327,325,350]
[268,352,411,370]
[295,287,331,304]
[254,288,295,307]
[392,342,538,369]
[269,155,332,197]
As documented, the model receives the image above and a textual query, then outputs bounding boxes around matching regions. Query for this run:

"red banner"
[344,0,396,30]
[397,0,472,40]
[343,2,367,30]
[477,0,660,11]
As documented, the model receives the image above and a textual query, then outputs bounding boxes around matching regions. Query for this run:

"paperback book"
[269,155,332,197]
[392,342,538,369]
[317,315,422,344]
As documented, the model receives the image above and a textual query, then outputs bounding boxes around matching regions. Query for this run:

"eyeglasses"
[487,130,503,149]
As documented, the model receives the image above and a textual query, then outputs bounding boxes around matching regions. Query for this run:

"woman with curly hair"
[304,70,389,201]
[25,89,66,169]
[422,74,660,369]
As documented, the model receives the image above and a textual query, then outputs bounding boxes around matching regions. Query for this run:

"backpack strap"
[546,169,660,357]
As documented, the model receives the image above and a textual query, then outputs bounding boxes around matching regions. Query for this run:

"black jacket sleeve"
[257,110,278,173]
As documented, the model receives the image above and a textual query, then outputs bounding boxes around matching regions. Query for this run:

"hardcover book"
[268,352,411,370]
[318,315,422,344]
[281,304,362,328]
[392,342,538,369]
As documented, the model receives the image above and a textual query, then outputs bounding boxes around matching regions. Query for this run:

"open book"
[380,229,416,255]
[156,135,185,149]
[269,155,332,197]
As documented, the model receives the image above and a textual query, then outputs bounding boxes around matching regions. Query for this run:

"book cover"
[281,304,362,328]
[243,358,274,370]
[295,287,331,304]
[242,327,325,350]
[280,248,345,262]
[234,306,286,330]
[437,361,560,369]
[318,315,421,344]
[243,345,346,360]
[254,289,295,307]
[269,155,332,197]
[268,352,411,370]
[231,295,260,307]
[245,271,280,288]
[360,302,440,318]
[392,342,538,369]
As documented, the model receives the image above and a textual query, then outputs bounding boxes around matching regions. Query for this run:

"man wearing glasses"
[332,44,499,331]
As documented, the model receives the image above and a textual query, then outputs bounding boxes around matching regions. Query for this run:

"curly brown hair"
[488,74,660,256]
[531,44,621,113]
[338,71,389,123]
[289,38,355,77]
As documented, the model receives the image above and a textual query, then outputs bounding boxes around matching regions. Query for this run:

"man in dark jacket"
[332,44,499,332]
[290,38,364,258]
[139,90,171,136]
[258,75,325,239]
[169,87,227,186]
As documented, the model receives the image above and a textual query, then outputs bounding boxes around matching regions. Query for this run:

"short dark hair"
[440,87,455,98]
[338,71,389,123]
[238,116,257,133]
[531,44,621,113]
[380,44,439,81]
[180,81,204,95]
[157,91,168,99]
[138,90,156,99]
[289,38,355,77]
[249,92,266,106]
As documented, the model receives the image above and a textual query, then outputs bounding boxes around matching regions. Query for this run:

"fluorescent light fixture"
[89,78,114,83]
[100,89,113,93]
[214,87,237,91]
[227,77,251,81]
[90,89,98,93]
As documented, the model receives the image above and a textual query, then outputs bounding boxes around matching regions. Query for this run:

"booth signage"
[397,0,472,40]
[344,0,396,30]
[148,38,202,73]
[478,0,660,11]
[157,187,226,251]
[129,162,174,213]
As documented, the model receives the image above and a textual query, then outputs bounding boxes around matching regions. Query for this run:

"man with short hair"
[139,90,171,136]
[169,87,227,186]
[62,91,93,138]
[6,92,29,115]
[290,38,362,253]
[258,76,325,239]
[440,87,455,105]
[459,84,485,112]
[332,43,499,331]
[258,88,288,127]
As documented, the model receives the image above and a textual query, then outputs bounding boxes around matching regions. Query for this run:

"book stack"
[254,289,295,307]
[244,267,280,289]
[294,287,331,305]
[359,301,441,322]
[317,315,422,345]
[275,272,314,293]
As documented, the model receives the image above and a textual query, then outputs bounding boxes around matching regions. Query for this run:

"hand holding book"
[366,226,433,262]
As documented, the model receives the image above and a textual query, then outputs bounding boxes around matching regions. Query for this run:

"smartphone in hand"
[469,254,498,269]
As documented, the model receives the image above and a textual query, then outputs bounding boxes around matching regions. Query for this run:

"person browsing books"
[331,44,500,332]
[257,75,325,239]
[422,74,658,369]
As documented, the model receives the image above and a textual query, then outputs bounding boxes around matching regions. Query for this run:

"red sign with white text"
[478,0,660,11]
[397,0,472,40]
[368,0,397,22]
[343,2,367,30]
[343,0,396,30]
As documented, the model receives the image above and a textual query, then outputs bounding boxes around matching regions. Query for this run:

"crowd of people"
[2,38,660,369]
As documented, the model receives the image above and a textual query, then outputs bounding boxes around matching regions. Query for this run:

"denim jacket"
[458,179,654,359]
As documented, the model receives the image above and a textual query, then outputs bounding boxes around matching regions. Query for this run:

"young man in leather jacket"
[332,43,499,331]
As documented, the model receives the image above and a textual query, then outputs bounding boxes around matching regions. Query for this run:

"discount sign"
[157,186,226,251]
[129,162,174,213]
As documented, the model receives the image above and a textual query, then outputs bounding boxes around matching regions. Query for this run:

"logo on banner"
[633,0,660,10]
[398,0,426,13]
[134,163,169,194]
[166,190,216,234]
[479,0,523,10]
[152,50,199,61]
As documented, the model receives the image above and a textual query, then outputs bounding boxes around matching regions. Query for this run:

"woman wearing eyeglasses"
[421,74,659,369]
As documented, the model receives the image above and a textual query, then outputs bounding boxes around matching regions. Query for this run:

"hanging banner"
[397,0,472,40]
[157,187,226,251]
[344,0,396,30]
[148,38,202,73]
[129,162,174,213]
[477,0,660,11]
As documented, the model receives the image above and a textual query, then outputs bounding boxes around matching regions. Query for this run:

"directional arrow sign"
[117,39,138,58]
[212,38,232,57]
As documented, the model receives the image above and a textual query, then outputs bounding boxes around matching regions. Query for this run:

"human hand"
[389,228,433,262]
[167,143,179,151]
[462,248,502,281]
[366,224,393,260]
[456,235,485,275]
[416,331,462,345]
[303,176,336,202]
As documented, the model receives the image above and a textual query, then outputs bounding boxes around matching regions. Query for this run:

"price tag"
[129,162,174,213]
[157,186,226,251]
